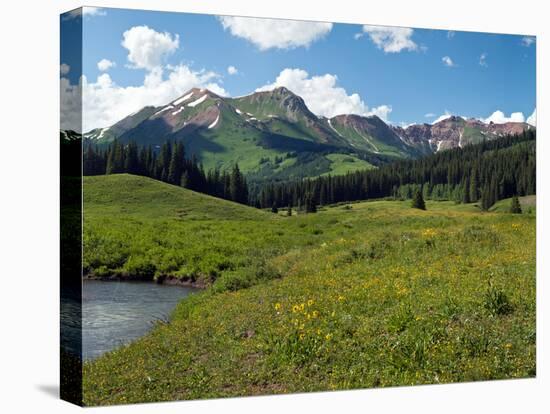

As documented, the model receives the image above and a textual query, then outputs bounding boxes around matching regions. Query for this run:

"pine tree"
[304,192,317,213]
[469,167,479,202]
[229,164,247,204]
[124,141,139,174]
[509,195,522,214]
[180,171,190,188]
[167,141,184,185]
[287,206,292,217]
[462,176,471,204]
[106,140,124,174]
[271,203,278,214]
[157,141,172,181]
[480,185,493,211]
[411,189,426,210]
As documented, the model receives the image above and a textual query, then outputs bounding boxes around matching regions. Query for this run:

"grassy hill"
[84,174,266,221]
[83,175,535,405]
[490,195,536,213]
[83,174,276,283]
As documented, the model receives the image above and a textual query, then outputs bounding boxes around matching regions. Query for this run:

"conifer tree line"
[83,139,248,204]
[84,131,534,212]
[252,130,536,211]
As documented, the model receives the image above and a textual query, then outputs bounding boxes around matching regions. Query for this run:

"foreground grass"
[83,175,535,405]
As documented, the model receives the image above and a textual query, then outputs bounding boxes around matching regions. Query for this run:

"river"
[79,280,197,360]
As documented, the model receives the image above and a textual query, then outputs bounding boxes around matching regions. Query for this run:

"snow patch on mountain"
[173,92,194,106]
[187,95,208,107]
[154,105,174,116]
[208,114,220,129]
[171,106,185,116]
[97,127,110,140]
[327,119,344,137]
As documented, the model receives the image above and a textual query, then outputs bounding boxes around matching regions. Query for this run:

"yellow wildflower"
[312,310,319,318]
[422,228,437,238]
[292,305,300,313]
[307,299,314,306]
[274,303,281,311]
[325,333,333,341]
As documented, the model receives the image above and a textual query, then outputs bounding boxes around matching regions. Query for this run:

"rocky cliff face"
[392,115,532,153]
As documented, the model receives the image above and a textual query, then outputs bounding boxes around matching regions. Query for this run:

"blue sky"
[60,7,536,131]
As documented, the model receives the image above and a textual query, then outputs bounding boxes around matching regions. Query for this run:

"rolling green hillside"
[84,174,266,221]
[490,195,536,213]
[83,174,275,283]
[83,174,535,405]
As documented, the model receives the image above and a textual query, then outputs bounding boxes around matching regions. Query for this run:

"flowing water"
[77,280,197,360]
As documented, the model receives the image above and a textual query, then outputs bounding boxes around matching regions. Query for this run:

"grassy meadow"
[82,174,536,405]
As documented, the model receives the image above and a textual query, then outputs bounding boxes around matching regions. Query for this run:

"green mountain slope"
[83,87,532,181]
[86,88,388,178]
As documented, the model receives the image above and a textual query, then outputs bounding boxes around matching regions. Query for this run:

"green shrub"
[93,265,112,278]
[213,257,281,293]
[123,255,156,278]
[213,271,253,292]
[484,286,514,316]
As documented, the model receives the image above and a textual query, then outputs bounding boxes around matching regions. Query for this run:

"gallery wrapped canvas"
[60,6,536,406]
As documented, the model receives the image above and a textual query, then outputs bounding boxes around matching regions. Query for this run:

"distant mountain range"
[82,86,533,179]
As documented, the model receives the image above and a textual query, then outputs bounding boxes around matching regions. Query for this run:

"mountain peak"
[171,87,219,103]
[272,86,294,95]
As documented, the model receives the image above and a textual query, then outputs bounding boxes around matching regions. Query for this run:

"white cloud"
[60,24,230,132]
[61,65,227,132]
[399,122,415,128]
[526,108,536,126]
[122,26,179,70]
[64,7,106,20]
[60,63,70,76]
[60,76,82,131]
[521,36,535,47]
[218,16,332,50]
[430,109,533,126]
[432,111,452,124]
[479,53,488,67]
[83,7,106,17]
[442,56,456,67]
[424,113,435,118]
[256,68,391,121]
[357,25,418,53]
[447,31,455,39]
[227,65,238,75]
[483,110,525,124]
[97,59,116,72]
